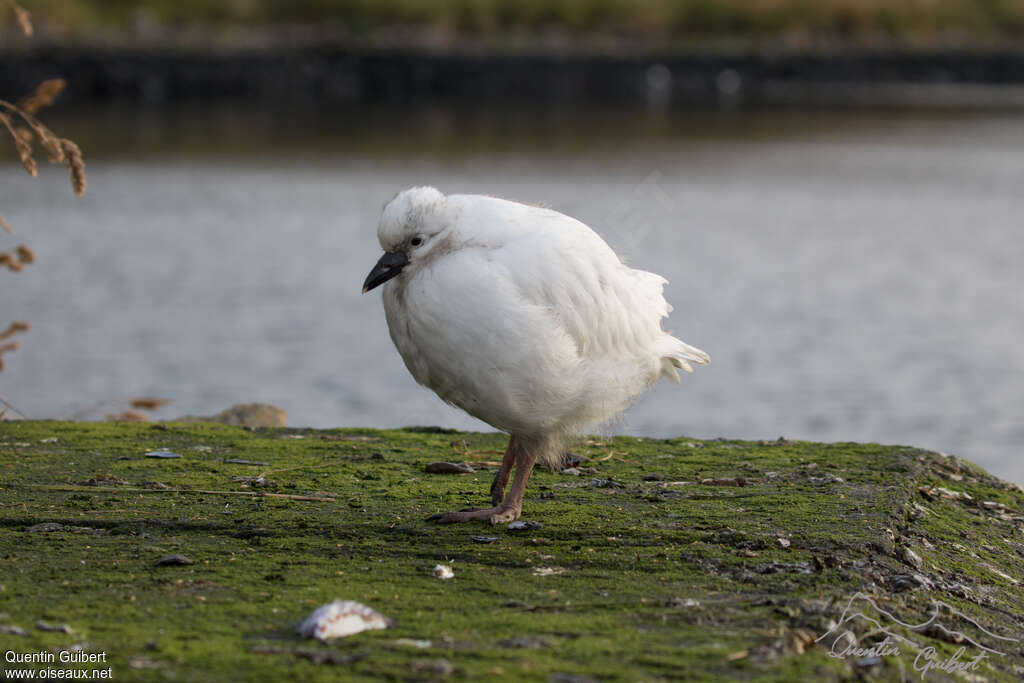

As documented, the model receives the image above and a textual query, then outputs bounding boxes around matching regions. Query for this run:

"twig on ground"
[29,484,336,502]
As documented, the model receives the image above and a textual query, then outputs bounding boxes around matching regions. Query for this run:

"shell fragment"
[432,564,455,579]
[297,600,391,641]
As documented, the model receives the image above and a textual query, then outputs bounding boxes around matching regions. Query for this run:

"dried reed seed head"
[9,1,32,37]
[22,155,37,177]
[18,79,65,115]
[15,244,34,264]
[61,139,86,196]
[0,214,12,234]
[0,252,24,271]
[14,134,33,160]
[37,129,64,165]
[5,105,65,165]
[130,397,170,411]
[0,341,20,355]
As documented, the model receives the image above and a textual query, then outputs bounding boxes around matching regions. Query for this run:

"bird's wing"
[493,207,673,359]
[444,194,708,380]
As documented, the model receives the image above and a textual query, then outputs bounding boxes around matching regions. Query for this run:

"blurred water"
[2,106,1022,484]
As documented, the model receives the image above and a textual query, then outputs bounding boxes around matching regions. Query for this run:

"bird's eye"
[410,236,424,247]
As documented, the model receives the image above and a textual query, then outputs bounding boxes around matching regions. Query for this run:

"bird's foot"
[427,504,521,525]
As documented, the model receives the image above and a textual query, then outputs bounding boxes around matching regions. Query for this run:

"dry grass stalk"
[18,79,65,115]
[6,0,31,37]
[0,321,29,341]
[130,397,171,411]
[2,83,85,195]
[1,47,84,384]
[0,111,37,176]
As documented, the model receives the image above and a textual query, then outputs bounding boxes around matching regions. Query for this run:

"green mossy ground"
[0,422,1022,681]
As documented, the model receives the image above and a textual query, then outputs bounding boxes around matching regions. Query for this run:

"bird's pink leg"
[429,437,537,525]
[489,438,516,506]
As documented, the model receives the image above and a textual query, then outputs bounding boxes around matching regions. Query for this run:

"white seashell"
[432,564,454,580]
[297,600,391,641]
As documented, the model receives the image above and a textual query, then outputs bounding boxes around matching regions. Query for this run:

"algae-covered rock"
[0,422,1021,681]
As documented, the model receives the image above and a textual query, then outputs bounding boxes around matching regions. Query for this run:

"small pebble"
[900,547,923,569]
[36,621,73,634]
[560,467,581,476]
[471,536,500,544]
[26,522,65,533]
[507,521,543,532]
[81,474,127,486]
[550,675,599,683]
[0,625,27,636]
[225,459,269,466]
[155,554,193,567]
[145,450,181,459]
[700,477,747,487]
[425,462,475,474]
[502,600,531,609]
[499,635,552,649]
[665,597,700,608]
[777,538,791,548]
[856,655,883,667]
[410,658,454,677]
[587,478,624,489]
[560,451,587,467]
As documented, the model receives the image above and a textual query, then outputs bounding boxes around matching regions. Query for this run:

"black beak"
[362,250,408,293]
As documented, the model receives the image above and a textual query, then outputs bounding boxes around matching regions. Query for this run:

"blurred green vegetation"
[15,0,1024,47]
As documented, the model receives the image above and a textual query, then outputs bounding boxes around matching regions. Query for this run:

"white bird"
[362,187,708,524]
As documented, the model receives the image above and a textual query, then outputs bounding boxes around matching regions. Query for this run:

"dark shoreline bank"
[3,46,1024,108]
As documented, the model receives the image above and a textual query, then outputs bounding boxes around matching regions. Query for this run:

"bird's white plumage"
[375,187,708,467]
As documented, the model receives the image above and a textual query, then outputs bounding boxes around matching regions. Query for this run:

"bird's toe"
[427,508,489,523]
[426,511,464,523]
[488,507,521,525]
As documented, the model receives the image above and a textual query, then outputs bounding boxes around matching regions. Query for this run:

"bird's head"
[363,186,448,293]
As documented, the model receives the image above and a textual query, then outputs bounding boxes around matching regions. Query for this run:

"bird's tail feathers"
[659,338,709,383]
